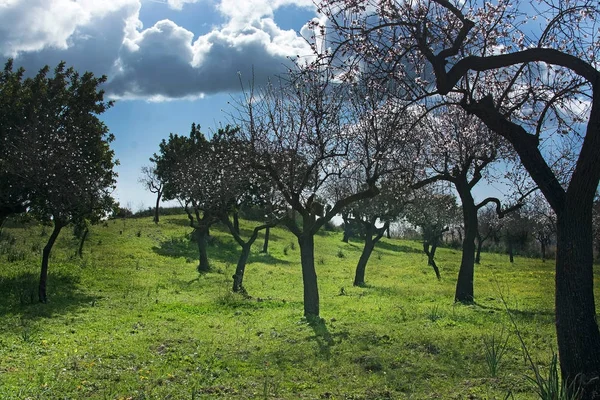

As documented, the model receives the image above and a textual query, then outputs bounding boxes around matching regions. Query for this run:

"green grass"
[0,215,598,399]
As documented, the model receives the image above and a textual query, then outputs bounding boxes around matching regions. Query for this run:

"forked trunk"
[39,222,63,303]
[298,234,319,317]
[423,241,441,280]
[455,184,477,303]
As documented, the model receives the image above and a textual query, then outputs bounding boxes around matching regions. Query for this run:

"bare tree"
[139,164,163,224]
[231,64,418,316]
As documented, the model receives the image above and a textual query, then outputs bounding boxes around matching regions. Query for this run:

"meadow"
[0,214,597,399]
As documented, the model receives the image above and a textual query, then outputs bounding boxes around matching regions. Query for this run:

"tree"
[501,210,531,263]
[139,164,163,224]
[209,128,282,294]
[475,203,503,264]
[405,186,460,280]
[333,174,408,286]
[2,60,117,303]
[231,64,417,316]
[319,0,600,393]
[0,60,30,225]
[527,194,557,262]
[410,105,521,301]
[154,123,223,273]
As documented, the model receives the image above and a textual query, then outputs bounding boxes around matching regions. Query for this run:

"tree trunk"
[77,227,89,258]
[233,211,240,234]
[195,228,210,272]
[342,215,351,243]
[298,234,319,317]
[386,225,391,239]
[354,232,375,286]
[39,222,63,303]
[475,234,483,264]
[153,191,162,224]
[540,241,546,262]
[232,243,251,293]
[555,207,600,398]
[508,241,514,263]
[455,184,477,303]
[423,241,441,280]
[261,227,270,253]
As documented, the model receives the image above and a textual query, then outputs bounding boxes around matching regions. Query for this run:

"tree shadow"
[373,240,422,254]
[152,235,291,266]
[0,270,97,323]
[472,301,554,322]
[305,317,350,359]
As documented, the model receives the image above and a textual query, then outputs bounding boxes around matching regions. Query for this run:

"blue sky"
[2,0,317,210]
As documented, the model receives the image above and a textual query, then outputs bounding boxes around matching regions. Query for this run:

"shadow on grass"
[374,240,422,254]
[153,235,291,266]
[0,270,96,323]
[473,301,554,322]
[306,317,350,359]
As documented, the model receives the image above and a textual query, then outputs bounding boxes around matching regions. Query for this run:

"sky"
[2,0,318,211]
[1,0,513,211]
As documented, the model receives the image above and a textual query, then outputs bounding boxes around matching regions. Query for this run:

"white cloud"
[1,0,316,100]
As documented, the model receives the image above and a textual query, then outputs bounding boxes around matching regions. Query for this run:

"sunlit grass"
[0,214,597,399]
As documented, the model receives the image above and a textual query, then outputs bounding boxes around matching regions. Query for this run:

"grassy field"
[0,214,598,399]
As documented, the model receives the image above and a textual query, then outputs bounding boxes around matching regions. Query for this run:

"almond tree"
[405,186,459,280]
[154,123,221,272]
[319,0,600,393]
[475,203,503,264]
[3,61,117,303]
[231,64,418,316]
[330,173,409,286]
[411,105,523,300]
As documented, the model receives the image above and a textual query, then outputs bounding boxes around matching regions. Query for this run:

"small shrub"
[482,328,510,377]
[427,305,442,322]
[283,245,289,256]
[527,353,581,400]
[336,249,345,258]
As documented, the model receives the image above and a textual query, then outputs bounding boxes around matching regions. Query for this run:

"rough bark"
[39,222,63,303]
[454,182,477,303]
[298,233,319,317]
[555,207,600,398]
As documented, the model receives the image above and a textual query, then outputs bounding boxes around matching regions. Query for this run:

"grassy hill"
[0,214,597,399]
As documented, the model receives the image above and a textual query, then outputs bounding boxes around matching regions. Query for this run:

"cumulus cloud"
[1,0,316,100]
